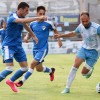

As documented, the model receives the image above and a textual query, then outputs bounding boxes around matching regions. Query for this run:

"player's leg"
[61,47,85,94]
[15,49,55,87]
[35,49,55,81]
[0,46,18,92]
[15,50,39,87]
[36,63,55,81]
[10,61,28,82]
[6,46,28,92]
[0,46,14,82]
[15,59,38,87]
[81,49,99,78]
[61,57,84,94]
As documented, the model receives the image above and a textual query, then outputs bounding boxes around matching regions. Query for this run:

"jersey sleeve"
[8,13,21,23]
[74,25,81,34]
[97,26,100,35]
[48,21,56,30]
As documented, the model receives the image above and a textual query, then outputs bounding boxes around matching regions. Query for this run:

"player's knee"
[36,67,42,72]
[30,61,38,68]
[20,67,28,72]
[36,68,41,72]
[6,66,14,72]
[81,63,91,76]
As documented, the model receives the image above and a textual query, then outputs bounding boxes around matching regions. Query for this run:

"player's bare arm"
[54,31,76,38]
[14,16,47,23]
[24,24,38,44]
[54,29,62,47]
[23,33,31,43]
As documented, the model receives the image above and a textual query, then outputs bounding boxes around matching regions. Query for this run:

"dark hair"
[0,19,5,28]
[37,6,46,12]
[17,2,29,10]
[80,11,90,17]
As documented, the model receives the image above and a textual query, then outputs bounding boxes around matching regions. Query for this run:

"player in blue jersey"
[0,19,6,63]
[55,11,100,94]
[0,2,47,92]
[0,19,6,43]
[14,6,62,88]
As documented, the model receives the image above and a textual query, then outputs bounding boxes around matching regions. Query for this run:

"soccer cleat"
[15,80,23,87]
[61,88,70,94]
[49,68,55,81]
[85,67,94,79]
[6,79,19,92]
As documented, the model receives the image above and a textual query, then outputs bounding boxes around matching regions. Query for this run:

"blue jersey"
[0,28,6,43]
[30,21,55,50]
[2,12,24,47]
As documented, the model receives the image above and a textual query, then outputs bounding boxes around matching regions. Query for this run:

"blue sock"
[43,67,51,73]
[0,70,13,82]
[10,69,25,82]
[24,71,32,80]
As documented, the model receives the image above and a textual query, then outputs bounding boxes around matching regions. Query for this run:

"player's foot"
[85,67,94,79]
[15,80,23,87]
[49,68,55,81]
[6,79,19,92]
[61,88,70,94]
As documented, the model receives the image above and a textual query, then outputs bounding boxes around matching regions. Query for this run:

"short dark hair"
[17,2,29,10]
[37,6,46,12]
[80,11,90,17]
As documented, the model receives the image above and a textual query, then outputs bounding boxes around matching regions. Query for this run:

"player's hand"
[33,36,38,44]
[58,38,62,48]
[23,37,28,43]
[38,16,47,21]
[54,34,60,38]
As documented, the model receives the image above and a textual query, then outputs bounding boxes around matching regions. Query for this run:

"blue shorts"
[2,46,27,63]
[33,49,48,63]
[77,47,99,68]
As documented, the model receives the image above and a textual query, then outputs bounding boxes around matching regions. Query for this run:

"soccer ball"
[96,83,100,93]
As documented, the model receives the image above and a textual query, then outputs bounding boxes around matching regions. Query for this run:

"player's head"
[0,19,6,29]
[36,6,46,17]
[17,2,29,17]
[80,11,91,29]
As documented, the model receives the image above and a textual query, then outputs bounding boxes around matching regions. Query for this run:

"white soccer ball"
[96,83,100,93]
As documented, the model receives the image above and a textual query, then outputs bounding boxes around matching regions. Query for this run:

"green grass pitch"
[0,54,100,100]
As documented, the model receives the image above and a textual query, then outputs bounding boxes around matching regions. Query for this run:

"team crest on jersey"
[42,26,46,30]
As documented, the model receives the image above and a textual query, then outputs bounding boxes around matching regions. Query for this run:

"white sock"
[66,67,78,89]
[22,77,26,83]
[22,68,34,83]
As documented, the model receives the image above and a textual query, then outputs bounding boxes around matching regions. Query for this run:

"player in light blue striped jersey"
[55,11,100,94]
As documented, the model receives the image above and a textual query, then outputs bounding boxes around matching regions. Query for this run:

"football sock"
[66,67,78,89]
[0,67,13,82]
[22,68,34,83]
[43,66,52,73]
[10,67,28,82]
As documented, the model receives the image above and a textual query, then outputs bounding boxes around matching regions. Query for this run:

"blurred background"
[0,0,100,54]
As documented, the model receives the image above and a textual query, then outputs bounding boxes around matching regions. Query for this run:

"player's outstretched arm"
[54,29,62,48]
[54,31,76,38]
[24,24,38,44]
[15,16,47,23]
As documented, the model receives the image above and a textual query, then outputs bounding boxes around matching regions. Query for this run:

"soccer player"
[0,19,6,43]
[0,2,47,92]
[55,11,100,94]
[14,6,62,88]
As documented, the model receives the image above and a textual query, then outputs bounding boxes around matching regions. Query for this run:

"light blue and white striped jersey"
[30,20,56,50]
[2,12,24,47]
[75,22,100,51]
